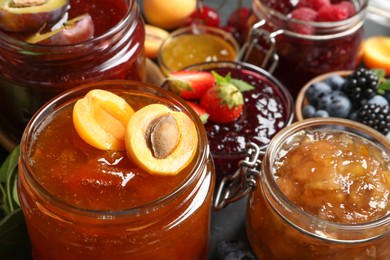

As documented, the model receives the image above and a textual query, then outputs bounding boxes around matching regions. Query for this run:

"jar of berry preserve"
[0,0,146,148]
[215,118,390,259]
[18,80,215,259]
[241,0,368,98]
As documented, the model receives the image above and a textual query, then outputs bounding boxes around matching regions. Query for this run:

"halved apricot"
[144,24,169,59]
[362,36,390,75]
[125,104,198,176]
[73,89,134,151]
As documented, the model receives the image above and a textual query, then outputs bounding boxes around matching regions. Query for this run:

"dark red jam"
[203,66,294,177]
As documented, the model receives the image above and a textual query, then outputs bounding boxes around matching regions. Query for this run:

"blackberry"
[343,68,378,104]
[356,104,390,135]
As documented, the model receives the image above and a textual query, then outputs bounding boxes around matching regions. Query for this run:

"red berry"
[227,7,250,31]
[186,5,220,28]
[166,71,215,100]
[290,7,317,35]
[317,3,351,22]
[297,0,330,11]
[185,101,209,124]
[338,1,356,17]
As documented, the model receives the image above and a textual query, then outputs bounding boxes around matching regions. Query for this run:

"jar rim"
[0,0,138,50]
[19,80,211,217]
[261,117,390,242]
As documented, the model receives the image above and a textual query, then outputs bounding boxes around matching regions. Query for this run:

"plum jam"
[185,61,294,177]
[243,0,367,98]
[0,0,145,147]
[17,81,215,259]
[246,118,390,259]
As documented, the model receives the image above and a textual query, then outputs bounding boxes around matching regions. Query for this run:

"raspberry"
[317,4,349,22]
[290,7,317,34]
[338,1,356,17]
[343,68,379,104]
[356,104,390,135]
[297,0,330,11]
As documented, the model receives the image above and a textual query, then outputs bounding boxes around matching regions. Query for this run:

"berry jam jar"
[215,118,390,259]
[182,61,294,178]
[242,0,368,98]
[18,80,215,259]
[0,0,146,148]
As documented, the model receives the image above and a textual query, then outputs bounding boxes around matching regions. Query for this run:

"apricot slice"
[125,104,198,176]
[73,89,134,151]
[144,24,169,59]
[26,13,94,45]
[362,36,390,75]
[0,0,69,32]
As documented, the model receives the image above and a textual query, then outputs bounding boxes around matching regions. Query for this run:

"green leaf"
[0,145,20,214]
[373,68,386,82]
[230,78,255,92]
[378,79,390,95]
[211,71,255,92]
[0,209,32,260]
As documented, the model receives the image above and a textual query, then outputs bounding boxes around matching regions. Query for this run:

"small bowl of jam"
[162,61,294,178]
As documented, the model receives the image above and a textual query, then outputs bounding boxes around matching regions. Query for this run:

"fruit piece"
[316,3,351,22]
[324,74,346,91]
[142,0,196,30]
[0,0,69,32]
[186,5,220,27]
[343,68,379,104]
[73,89,135,151]
[144,24,169,59]
[227,7,250,30]
[362,36,390,75]
[125,104,198,176]
[216,240,256,260]
[306,81,332,105]
[166,70,215,99]
[26,13,94,45]
[185,101,209,124]
[368,95,389,106]
[314,109,329,117]
[317,91,352,118]
[302,105,316,118]
[356,104,390,135]
[199,71,254,123]
[297,0,330,11]
[290,7,317,35]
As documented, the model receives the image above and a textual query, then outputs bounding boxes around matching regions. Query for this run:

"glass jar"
[242,0,368,98]
[18,80,215,259]
[216,118,390,259]
[0,0,146,147]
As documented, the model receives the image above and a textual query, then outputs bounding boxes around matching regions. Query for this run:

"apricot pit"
[125,104,198,176]
[0,0,69,32]
[73,89,134,151]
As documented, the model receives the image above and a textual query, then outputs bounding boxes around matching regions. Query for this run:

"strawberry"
[200,72,254,124]
[186,101,209,124]
[166,71,215,99]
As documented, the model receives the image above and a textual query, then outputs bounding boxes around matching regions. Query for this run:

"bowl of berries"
[162,61,295,178]
[296,68,390,139]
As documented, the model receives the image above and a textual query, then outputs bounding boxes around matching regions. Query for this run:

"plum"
[0,0,69,32]
[26,13,94,45]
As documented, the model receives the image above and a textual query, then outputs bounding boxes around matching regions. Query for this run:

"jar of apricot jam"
[242,0,368,98]
[17,81,215,259]
[0,0,146,146]
[218,118,390,259]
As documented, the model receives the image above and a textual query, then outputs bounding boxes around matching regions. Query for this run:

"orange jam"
[158,25,238,74]
[18,81,215,259]
[246,119,390,259]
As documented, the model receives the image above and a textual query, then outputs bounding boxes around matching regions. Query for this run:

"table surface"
[1,1,390,259]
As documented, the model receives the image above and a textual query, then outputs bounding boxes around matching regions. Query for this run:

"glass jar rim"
[179,60,295,159]
[261,117,390,242]
[19,80,211,218]
[0,0,138,51]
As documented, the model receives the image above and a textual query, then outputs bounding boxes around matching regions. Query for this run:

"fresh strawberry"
[186,101,209,124]
[200,71,254,124]
[166,71,215,99]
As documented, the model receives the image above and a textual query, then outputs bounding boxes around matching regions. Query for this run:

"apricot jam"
[246,118,390,259]
[18,81,215,259]
[243,0,367,98]
[158,25,239,75]
[0,0,145,145]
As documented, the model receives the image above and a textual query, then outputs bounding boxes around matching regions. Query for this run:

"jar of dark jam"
[242,0,368,98]
[0,0,146,148]
[215,118,390,259]
[18,80,215,259]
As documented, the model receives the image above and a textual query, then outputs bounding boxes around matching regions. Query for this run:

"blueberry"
[317,91,351,118]
[225,250,257,260]
[216,240,247,259]
[325,74,346,91]
[306,82,332,105]
[302,105,316,118]
[314,110,329,117]
[348,110,358,121]
[368,95,389,106]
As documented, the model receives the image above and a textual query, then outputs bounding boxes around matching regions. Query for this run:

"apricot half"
[73,89,134,151]
[26,13,95,45]
[125,104,198,176]
[0,0,69,32]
